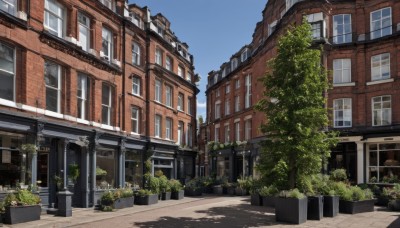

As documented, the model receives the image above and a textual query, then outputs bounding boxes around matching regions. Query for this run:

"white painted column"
[356,141,364,184]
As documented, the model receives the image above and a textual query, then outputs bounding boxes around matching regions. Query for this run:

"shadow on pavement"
[134,204,278,227]
[388,215,400,228]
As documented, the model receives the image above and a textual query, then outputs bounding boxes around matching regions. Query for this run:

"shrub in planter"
[333,183,375,214]
[112,188,134,209]
[158,175,171,200]
[383,184,400,211]
[184,178,203,196]
[169,179,184,200]
[226,183,236,196]
[213,185,223,195]
[134,189,158,205]
[259,185,278,207]
[275,189,307,224]
[2,189,41,224]
[310,174,339,218]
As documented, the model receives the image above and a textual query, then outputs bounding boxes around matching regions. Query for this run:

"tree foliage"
[255,20,338,190]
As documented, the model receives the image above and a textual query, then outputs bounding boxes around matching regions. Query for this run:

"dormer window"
[268,20,277,36]
[214,74,218,84]
[129,12,143,29]
[157,23,165,37]
[222,68,226,77]
[241,48,249,62]
[99,0,114,11]
[231,58,238,71]
[0,0,16,16]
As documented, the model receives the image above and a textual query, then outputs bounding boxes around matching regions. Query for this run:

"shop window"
[125,150,142,188]
[96,148,115,188]
[368,143,400,183]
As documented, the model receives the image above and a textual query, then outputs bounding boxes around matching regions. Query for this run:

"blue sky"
[128,0,267,118]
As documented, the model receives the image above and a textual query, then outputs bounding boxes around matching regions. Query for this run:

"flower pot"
[275,197,308,224]
[227,186,235,196]
[235,187,247,196]
[388,199,400,211]
[4,205,41,224]
[161,192,171,200]
[262,196,276,207]
[323,195,339,217]
[171,190,184,200]
[135,194,158,205]
[251,193,262,206]
[339,199,375,214]
[203,186,213,194]
[222,186,228,194]
[376,195,389,207]
[307,196,323,220]
[185,188,202,196]
[113,197,134,209]
[213,185,223,195]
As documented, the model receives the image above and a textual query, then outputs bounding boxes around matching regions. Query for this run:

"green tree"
[256,20,338,190]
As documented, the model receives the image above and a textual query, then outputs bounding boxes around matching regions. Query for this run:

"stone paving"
[2,196,400,227]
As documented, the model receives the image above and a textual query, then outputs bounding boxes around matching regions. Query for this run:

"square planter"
[235,187,247,196]
[185,188,202,196]
[262,196,276,207]
[251,193,262,206]
[213,185,223,195]
[339,199,375,214]
[135,194,158,205]
[161,192,171,200]
[275,197,308,224]
[4,205,41,224]
[203,186,213,194]
[113,197,134,209]
[222,186,228,194]
[171,190,184,200]
[376,196,389,207]
[307,196,323,220]
[323,195,339,217]
[227,186,236,196]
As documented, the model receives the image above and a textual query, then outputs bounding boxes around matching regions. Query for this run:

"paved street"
[3,196,400,228]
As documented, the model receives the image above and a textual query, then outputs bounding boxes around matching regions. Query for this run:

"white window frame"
[101,83,112,125]
[102,27,113,62]
[0,42,15,102]
[155,115,161,138]
[45,60,62,113]
[132,77,140,96]
[235,79,240,89]
[231,58,238,71]
[78,12,90,52]
[187,97,192,115]
[333,14,352,44]
[132,42,140,65]
[155,48,162,65]
[44,0,65,38]
[165,85,172,107]
[77,73,89,120]
[215,102,221,119]
[245,74,252,108]
[0,0,17,16]
[333,98,352,128]
[224,125,230,143]
[333,59,351,84]
[186,72,192,82]
[177,121,183,145]
[165,117,172,140]
[225,84,230,94]
[245,119,252,140]
[216,89,220,97]
[372,95,391,126]
[177,93,184,111]
[235,96,240,112]
[370,7,392,40]
[235,122,240,141]
[165,55,172,71]
[155,79,161,102]
[225,99,230,116]
[178,66,184,77]
[241,48,249,62]
[215,126,220,142]
[100,0,114,10]
[371,53,390,81]
[187,124,192,147]
[131,107,139,134]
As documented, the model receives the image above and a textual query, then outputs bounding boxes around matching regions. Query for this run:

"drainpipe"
[121,20,126,132]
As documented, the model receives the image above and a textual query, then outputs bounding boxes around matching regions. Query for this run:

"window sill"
[333,82,355,87]
[128,92,143,99]
[333,126,352,128]
[45,110,63,119]
[77,118,90,125]
[0,98,18,108]
[130,132,141,136]
[101,124,115,131]
[366,78,393,86]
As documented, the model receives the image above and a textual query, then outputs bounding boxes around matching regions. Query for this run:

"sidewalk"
[3,197,204,228]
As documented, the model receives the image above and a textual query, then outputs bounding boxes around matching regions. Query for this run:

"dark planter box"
[222,186,228,194]
[113,197,134,209]
[4,205,41,224]
[307,196,323,220]
[135,194,158,205]
[94,190,106,206]
[185,188,202,196]
[323,196,339,217]
[227,187,236,196]
[161,192,171,200]
[376,196,389,207]
[339,199,375,214]
[262,196,276,207]
[213,186,223,195]
[203,186,213,194]
[171,190,184,200]
[251,193,262,206]
[388,199,400,211]
[235,187,247,196]
[275,197,308,224]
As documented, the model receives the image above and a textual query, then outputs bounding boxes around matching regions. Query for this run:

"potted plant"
[275,189,308,225]
[212,176,226,195]
[226,183,236,196]
[383,184,400,211]
[2,189,41,224]
[112,188,134,209]
[158,175,171,200]
[259,185,278,207]
[236,176,251,196]
[169,179,184,200]
[310,174,337,218]
[184,178,203,196]
[333,182,375,214]
[134,189,158,205]
[99,191,114,212]
[68,163,80,184]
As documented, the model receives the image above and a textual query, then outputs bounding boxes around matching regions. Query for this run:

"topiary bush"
[259,185,279,197]
[278,188,306,199]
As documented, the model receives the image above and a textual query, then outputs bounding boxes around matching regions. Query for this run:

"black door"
[67,144,82,207]
[328,142,357,183]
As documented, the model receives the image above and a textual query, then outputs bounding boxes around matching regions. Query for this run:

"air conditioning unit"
[88,49,97,57]
[17,11,27,21]
[64,36,77,45]
[112,59,121,67]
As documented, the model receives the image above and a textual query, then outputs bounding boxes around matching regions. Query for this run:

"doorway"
[328,142,357,183]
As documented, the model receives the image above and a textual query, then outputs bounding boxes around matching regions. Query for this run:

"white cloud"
[197,101,207,109]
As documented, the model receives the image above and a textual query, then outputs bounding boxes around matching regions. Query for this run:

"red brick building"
[0,0,198,208]
[206,0,400,184]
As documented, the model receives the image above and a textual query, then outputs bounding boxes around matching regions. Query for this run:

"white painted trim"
[64,115,76,122]
[101,124,114,131]
[130,132,141,136]
[44,110,63,119]
[366,78,393,86]
[364,136,400,143]
[21,104,45,114]
[77,118,90,125]
[0,99,17,108]
[244,115,252,121]
[234,118,240,123]
[91,121,102,128]
[333,82,356,87]
[224,122,230,126]
[355,141,364,184]
[338,136,363,142]
[214,123,220,128]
